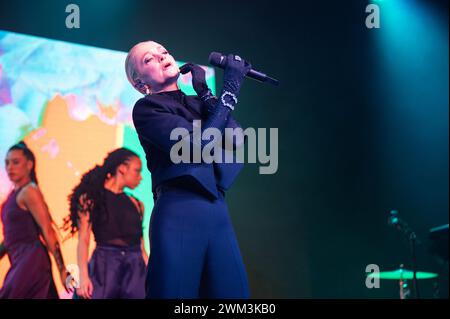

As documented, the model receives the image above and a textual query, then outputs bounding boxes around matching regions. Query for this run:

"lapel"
[144,92,206,119]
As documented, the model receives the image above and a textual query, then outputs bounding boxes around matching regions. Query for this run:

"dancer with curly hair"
[64,148,147,299]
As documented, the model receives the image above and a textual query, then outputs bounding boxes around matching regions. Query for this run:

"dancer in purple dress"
[0,142,71,299]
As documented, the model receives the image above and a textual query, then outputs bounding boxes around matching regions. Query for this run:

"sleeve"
[202,95,245,148]
[132,98,193,154]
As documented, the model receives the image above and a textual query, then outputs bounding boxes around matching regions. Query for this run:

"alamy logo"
[65,4,80,29]
[170,120,279,175]
[365,264,380,289]
[365,4,380,29]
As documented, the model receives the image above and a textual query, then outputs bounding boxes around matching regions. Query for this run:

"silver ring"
[234,55,242,61]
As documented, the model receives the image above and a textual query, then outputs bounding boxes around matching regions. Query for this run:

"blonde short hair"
[125,44,140,91]
[125,41,159,93]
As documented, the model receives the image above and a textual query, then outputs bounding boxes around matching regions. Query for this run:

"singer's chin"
[160,73,180,88]
[166,68,180,82]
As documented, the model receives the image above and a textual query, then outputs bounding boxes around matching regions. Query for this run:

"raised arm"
[180,62,246,150]
[133,54,251,157]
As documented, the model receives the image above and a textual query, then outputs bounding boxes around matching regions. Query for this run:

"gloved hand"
[180,62,217,118]
[222,53,252,96]
[180,63,209,98]
[181,55,251,149]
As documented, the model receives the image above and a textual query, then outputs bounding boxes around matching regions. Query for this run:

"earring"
[134,79,150,95]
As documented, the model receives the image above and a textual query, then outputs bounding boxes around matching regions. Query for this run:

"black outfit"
[132,90,250,299]
[75,189,146,299]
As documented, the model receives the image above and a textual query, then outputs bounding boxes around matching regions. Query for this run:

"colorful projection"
[0,30,215,297]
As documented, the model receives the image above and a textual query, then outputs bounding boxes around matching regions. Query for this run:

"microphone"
[208,52,279,86]
[388,210,408,231]
[388,210,421,244]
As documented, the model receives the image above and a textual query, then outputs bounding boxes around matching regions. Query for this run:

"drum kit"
[366,264,439,299]
[366,211,448,299]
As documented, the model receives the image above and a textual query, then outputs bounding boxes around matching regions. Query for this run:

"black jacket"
[132,90,244,200]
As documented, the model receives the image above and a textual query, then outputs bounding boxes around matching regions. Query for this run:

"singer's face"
[132,41,179,93]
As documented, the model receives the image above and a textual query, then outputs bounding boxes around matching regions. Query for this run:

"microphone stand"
[388,210,421,299]
[409,231,419,299]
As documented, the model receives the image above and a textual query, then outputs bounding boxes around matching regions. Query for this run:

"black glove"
[180,63,209,97]
[181,55,251,151]
[180,62,217,118]
[222,53,252,96]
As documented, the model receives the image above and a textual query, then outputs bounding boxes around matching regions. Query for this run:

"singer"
[126,40,251,298]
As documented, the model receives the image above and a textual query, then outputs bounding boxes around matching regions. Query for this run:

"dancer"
[0,142,70,299]
[126,40,251,298]
[64,148,147,299]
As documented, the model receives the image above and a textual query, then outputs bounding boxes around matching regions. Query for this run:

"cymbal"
[367,269,438,280]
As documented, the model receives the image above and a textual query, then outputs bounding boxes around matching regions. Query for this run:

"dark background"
[0,0,448,298]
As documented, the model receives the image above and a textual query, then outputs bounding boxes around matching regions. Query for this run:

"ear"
[117,163,128,175]
[26,159,34,172]
[134,79,151,95]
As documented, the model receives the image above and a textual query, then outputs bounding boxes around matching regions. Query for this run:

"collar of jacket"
[144,90,207,119]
